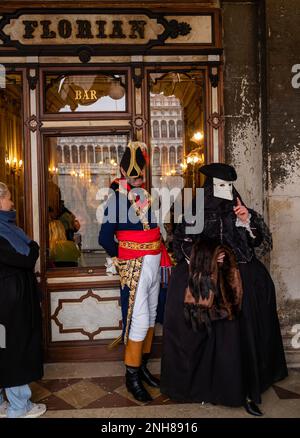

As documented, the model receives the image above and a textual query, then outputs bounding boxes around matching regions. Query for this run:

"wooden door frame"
[144,63,224,187]
[36,59,224,362]
[1,67,33,237]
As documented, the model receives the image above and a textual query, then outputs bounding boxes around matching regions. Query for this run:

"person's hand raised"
[233,197,249,223]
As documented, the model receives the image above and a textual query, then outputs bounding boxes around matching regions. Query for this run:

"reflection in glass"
[49,219,81,267]
[0,73,24,227]
[149,71,205,248]
[149,71,205,192]
[46,135,128,268]
[45,73,126,113]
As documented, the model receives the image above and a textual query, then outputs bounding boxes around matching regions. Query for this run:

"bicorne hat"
[120,141,148,178]
[199,163,237,181]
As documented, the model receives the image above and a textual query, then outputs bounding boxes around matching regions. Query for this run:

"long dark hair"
[188,239,218,301]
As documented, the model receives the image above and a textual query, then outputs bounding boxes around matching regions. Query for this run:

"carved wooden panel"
[50,288,122,342]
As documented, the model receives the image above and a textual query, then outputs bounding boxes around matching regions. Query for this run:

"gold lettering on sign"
[21,18,152,41]
[1,13,199,47]
[75,90,97,100]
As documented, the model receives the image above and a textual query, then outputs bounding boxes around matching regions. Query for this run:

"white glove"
[105,257,118,275]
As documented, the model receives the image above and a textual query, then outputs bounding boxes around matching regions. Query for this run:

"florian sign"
[0,9,217,59]
[0,9,209,49]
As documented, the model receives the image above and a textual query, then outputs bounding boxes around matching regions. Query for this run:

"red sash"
[116,227,172,267]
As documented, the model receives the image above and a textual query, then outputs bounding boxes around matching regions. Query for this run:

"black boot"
[139,353,160,388]
[125,366,152,402]
[244,398,263,416]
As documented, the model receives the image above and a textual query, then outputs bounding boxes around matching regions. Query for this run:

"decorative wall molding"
[209,65,219,87]
[132,66,144,89]
[25,114,42,132]
[26,69,38,90]
[77,46,93,63]
[207,111,224,129]
[130,115,147,131]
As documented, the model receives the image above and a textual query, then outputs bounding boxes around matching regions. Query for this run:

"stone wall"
[222,0,300,365]
[265,0,300,364]
[222,1,263,213]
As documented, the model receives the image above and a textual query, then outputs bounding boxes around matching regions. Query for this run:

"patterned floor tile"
[89,376,125,393]
[30,381,52,402]
[272,371,300,395]
[85,392,139,409]
[273,385,300,400]
[30,370,300,412]
[39,394,75,411]
[54,380,107,409]
[148,394,179,406]
[37,378,82,393]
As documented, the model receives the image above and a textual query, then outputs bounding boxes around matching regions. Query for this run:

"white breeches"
[128,253,161,342]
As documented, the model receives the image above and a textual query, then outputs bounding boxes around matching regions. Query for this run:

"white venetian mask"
[213,177,234,201]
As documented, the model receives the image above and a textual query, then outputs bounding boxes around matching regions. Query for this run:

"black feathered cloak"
[160,180,287,406]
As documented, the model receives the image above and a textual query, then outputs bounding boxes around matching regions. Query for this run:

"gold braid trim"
[118,183,151,231]
[126,141,147,177]
[119,240,161,251]
[118,256,144,345]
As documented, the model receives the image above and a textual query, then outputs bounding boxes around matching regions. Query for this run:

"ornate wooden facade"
[0,0,224,362]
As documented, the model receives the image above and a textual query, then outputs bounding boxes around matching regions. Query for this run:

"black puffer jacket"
[0,237,43,388]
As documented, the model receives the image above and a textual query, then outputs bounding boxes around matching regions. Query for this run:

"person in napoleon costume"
[160,163,288,416]
[99,142,172,402]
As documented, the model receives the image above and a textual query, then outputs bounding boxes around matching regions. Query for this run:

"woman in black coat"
[0,182,46,418]
[160,164,288,416]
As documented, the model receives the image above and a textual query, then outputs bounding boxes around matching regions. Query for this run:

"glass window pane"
[0,72,24,228]
[45,73,126,113]
[150,71,205,192]
[46,134,128,269]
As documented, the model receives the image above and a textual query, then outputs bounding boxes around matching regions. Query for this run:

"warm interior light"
[191,131,204,143]
[186,148,205,166]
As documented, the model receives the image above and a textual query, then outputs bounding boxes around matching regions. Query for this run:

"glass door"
[45,133,128,270]
[148,69,206,192]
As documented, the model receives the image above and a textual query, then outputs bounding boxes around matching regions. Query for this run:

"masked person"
[99,142,172,403]
[160,163,288,416]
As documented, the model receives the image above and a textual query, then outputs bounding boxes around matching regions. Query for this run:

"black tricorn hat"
[199,163,237,181]
[120,141,147,178]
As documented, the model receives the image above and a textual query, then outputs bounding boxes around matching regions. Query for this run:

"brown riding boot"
[139,327,160,388]
[124,339,152,402]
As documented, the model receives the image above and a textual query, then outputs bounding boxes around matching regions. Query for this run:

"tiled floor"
[26,361,300,418]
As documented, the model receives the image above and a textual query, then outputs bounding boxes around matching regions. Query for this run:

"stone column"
[222,0,263,213]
